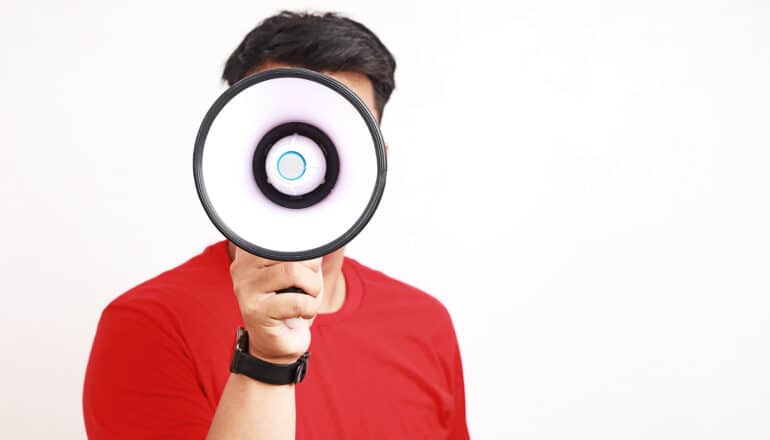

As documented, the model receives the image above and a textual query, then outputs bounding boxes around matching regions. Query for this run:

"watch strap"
[230,328,310,385]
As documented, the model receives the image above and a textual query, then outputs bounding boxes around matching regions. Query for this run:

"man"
[83,11,469,439]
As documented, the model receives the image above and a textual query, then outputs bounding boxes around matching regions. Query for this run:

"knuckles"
[230,260,323,314]
[288,295,306,316]
[227,251,316,362]
[281,263,299,282]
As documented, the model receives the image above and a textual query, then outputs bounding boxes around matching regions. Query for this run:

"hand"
[229,246,324,365]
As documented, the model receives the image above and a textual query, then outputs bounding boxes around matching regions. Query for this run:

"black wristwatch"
[230,327,310,385]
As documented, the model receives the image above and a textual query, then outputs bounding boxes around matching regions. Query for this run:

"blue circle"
[276,150,307,181]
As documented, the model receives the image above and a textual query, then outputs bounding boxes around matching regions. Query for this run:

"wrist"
[230,328,310,385]
[248,344,303,365]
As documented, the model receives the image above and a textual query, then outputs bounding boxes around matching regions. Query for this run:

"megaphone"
[193,68,387,263]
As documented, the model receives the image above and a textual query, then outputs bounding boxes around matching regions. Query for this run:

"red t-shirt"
[83,241,469,439]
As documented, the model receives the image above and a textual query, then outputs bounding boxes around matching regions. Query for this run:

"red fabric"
[83,241,469,439]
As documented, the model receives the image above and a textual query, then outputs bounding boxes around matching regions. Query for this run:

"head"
[222,11,396,283]
[222,11,396,121]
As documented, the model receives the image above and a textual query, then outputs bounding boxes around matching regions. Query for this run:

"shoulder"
[344,258,463,387]
[105,241,232,322]
[84,244,227,438]
[87,241,234,382]
[345,257,455,330]
[91,241,236,364]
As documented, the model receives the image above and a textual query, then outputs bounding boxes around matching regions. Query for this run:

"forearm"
[207,373,295,440]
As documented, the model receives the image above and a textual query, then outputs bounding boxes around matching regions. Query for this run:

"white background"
[1,0,769,438]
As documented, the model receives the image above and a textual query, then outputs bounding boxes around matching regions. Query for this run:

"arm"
[83,303,213,439]
[83,251,323,439]
[206,248,324,439]
[206,374,295,439]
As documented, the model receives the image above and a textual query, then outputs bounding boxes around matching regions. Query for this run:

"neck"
[226,242,347,314]
[320,268,346,314]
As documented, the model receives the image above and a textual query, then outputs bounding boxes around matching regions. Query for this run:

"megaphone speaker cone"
[193,68,387,261]
[252,122,340,210]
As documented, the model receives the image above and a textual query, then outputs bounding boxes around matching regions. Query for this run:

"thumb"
[283,317,307,330]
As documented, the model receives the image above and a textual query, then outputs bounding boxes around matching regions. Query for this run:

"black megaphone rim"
[192,67,387,261]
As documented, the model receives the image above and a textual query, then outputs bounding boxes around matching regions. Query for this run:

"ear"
[385,143,390,156]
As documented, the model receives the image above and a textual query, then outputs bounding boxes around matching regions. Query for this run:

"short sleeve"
[446,319,470,440]
[83,301,213,439]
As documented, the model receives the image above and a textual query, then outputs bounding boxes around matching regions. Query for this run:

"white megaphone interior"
[202,76,379,254]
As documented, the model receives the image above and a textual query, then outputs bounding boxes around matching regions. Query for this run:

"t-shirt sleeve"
[83,300,213,439]
[446,318,470,440]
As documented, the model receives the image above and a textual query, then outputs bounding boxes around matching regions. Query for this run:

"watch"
[230,327,310,385]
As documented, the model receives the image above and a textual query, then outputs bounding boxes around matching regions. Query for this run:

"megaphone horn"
[193,67,387,266]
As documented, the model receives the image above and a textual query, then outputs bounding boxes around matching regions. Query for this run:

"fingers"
[233,262,323,298]
[230,245,325,324]
[227,245,323,364]
[263,293,320,320]
[232,247,322,271]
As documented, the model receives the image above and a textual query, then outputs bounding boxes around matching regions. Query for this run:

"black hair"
[223,11,396,118]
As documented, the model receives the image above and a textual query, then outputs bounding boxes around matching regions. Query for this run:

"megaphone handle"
[276,287,307,294]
